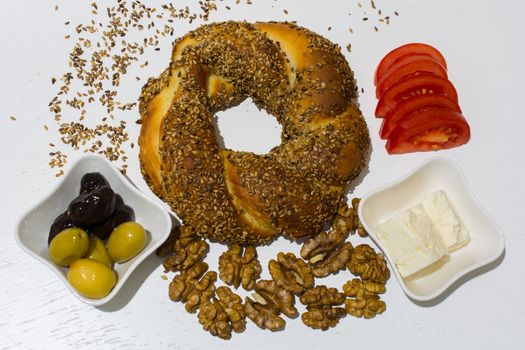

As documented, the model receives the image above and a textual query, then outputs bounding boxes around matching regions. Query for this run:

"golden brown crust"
[138,21,369,244]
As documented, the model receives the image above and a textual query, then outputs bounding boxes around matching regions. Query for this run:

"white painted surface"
[1,1,524,349]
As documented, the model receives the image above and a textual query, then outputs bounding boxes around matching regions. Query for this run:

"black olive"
[69,185,116,226]
[48,211,75,245]
[80,172,110,194]
[115,194,124,206]
[88,203,135,240]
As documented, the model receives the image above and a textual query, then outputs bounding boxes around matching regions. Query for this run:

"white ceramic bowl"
[359,157,504,302]
[15,155,172,306]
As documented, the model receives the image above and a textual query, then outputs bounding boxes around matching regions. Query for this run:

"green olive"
[67,259,117,299]
[107,222,147,263]
[85,236,113,267]
[49,228,89,266]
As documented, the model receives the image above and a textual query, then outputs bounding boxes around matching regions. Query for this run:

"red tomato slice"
[379,95,461,139]
[385,109,470,154]
[374,43,447,85]
[375,56,448,98]
[375,74,458,118]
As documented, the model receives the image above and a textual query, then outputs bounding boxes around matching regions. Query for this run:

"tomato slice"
[374,43,447,85]
[385,109,470,154]
[375,56,448,98]
[375,74,458,118]
[379,95,461,139]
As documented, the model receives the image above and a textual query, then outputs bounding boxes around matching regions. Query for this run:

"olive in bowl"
[15,155,172,306]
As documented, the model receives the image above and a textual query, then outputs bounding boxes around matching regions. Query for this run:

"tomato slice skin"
[379,95,461,139]
[375,74,458,118]
[374,43,447,85]
[375,56,448,98]
[385,109,470,154]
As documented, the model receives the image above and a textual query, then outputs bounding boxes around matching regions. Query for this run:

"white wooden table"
[1,1,524,349]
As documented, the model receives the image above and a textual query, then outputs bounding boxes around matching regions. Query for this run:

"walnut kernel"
[269,252,314,294]
[244,297,286,331]
[347,244,390,284]
[299,285,346,330]
[218,244,261,290]
[343,278,386,319]
[198,286,246,339]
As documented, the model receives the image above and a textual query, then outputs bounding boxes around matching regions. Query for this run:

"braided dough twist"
[139,21,369,244]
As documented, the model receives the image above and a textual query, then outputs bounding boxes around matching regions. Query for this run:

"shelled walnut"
[168,262,217,313]
[163,240,209,272]
[243,280,297,331]
[333,198,367,237]
[244,297,286,331]
[301,230,353,278]
[347,244,390,284]
[218,245,261,290]
[343,278,386,296]
[343,278,386,319]
[251,280,298,318]
[269,252,314,294]
[175,225,200,249]
[198,286,246,340]
[299,286,347,330]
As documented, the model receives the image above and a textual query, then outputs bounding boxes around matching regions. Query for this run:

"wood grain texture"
[1,0,524,349]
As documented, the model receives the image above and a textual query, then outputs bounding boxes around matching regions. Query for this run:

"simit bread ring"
[138,21,370,244]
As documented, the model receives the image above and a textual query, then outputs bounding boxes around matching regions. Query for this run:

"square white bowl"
[15,155,172,306]
[358,157,505,302]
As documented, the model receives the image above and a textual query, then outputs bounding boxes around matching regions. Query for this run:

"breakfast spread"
[47,172,147,299]
[14,0,502,341]
[374,43,471,154]
[138,21,370,245]
[374,190,470,278]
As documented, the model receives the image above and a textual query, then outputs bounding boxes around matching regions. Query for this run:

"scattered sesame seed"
[9,116,16,121]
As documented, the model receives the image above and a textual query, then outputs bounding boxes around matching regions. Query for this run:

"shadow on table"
[96,253,164,312]
[409,248,506,307]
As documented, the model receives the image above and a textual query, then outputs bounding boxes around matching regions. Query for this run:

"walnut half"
[332,198,367,237]
[198,286,246,340]
[243,279,297,331]
[299,285,346,330]
[269,252,314,295]
[301,229,353,278]
[343,278,386,319]
[218,244,261,290]
[347,244,390,284]
[168,262,217,313]
[244,297,286,331]
[163,240,209,273]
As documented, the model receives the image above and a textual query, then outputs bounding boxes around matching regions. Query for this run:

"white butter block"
[420,190,470,252]
[375,204,448,278]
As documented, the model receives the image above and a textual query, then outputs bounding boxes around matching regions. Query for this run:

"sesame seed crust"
[138,21,370,244]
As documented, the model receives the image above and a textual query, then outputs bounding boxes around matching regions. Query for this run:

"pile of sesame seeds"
[47,0,253,176]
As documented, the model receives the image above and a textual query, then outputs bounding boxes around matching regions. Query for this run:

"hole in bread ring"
[138,21,370,244]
